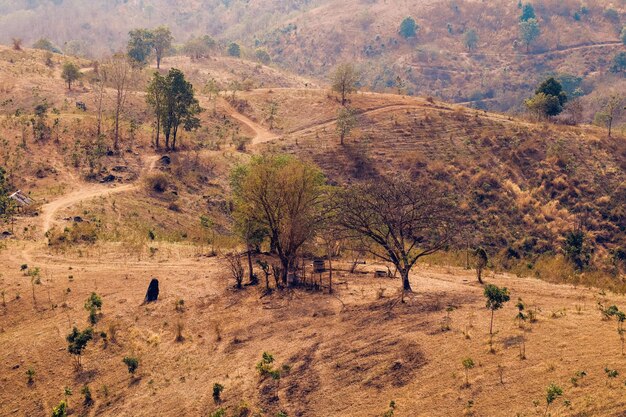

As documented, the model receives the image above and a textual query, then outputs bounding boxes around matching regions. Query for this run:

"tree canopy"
[146,68,202,150]
[331,63,359,105]
[61,62,81,90]
[519,18,540,52]
[336,175,457,293]
[399,17,418,39]
[231,155,327,285]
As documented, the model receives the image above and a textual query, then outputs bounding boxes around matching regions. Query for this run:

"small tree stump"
[144,278,159,303]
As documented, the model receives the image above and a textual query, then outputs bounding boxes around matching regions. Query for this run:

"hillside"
[0,45,625,417]
[1,0,626,114]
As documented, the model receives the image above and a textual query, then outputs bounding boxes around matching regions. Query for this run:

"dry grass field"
[2,238,626,416]
[0,44,625,416]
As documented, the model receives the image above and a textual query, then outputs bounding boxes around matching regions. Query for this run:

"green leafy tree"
[563,229,591,270]
[484,284,510,335]
[336,107,356,145]
[520,3,536,21]
[519,18,540,52]
[0,167,16,222]
[525,93,561,118]
[525,77,567,117]
[61,62,81,91]
[536,77,567,106]
[255,48,271,65]
[67,327,93,367]
[183,35,215,60]
[228,42,241,57]
[231,155,327,285]
[544,383,563,416]
[152,26,173,69]
[127,28,153,67]
[33,38,61,53]
[611,51,626,74]
[399,17,418,38]
[464,29,479,51]
[332,63,359,105]
[148,68,202,150]
[146,72,168,149]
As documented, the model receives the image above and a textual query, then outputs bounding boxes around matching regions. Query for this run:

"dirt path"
[40,155,159,234]
[221,100,279,145]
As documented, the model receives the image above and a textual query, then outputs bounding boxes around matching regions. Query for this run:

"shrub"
[84,292,103,325]
[545,383,563,416]
[209,408,226,417]
[462,358,475,386]
[145,172,169,193]
[51,400,67,417]
[26,368,35,385]
[212,383,224,403]
[81,385,93,406]
[256,352,280,379]
[382,400,396,417]
[123,356,139,375]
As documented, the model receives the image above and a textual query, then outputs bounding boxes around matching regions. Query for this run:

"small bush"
[212,383,224,403]
[26,368,35,385]
[145,172,169,193]
[123,356,139,375]
[51,400,68,417]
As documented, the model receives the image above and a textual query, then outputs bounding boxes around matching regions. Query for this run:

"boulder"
[144,278,159,303]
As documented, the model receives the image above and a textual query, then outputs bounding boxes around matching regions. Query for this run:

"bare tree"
[225,252,245,289]
[101,54,134,152]
[595,94,623,137]
[336,175,458,293]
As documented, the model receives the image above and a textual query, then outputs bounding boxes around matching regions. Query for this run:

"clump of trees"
[231,155,327,285]
[146,68,202,150]
[183,35,216,60]
[525,77,567,118]
[127,26,173,68]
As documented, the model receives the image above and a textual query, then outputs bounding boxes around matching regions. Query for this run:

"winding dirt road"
[40,155,159,234]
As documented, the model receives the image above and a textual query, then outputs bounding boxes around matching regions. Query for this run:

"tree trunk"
[477,267,483,284]
[327,244,333,294]
[247,245,254,283]
[401,268,412,292]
